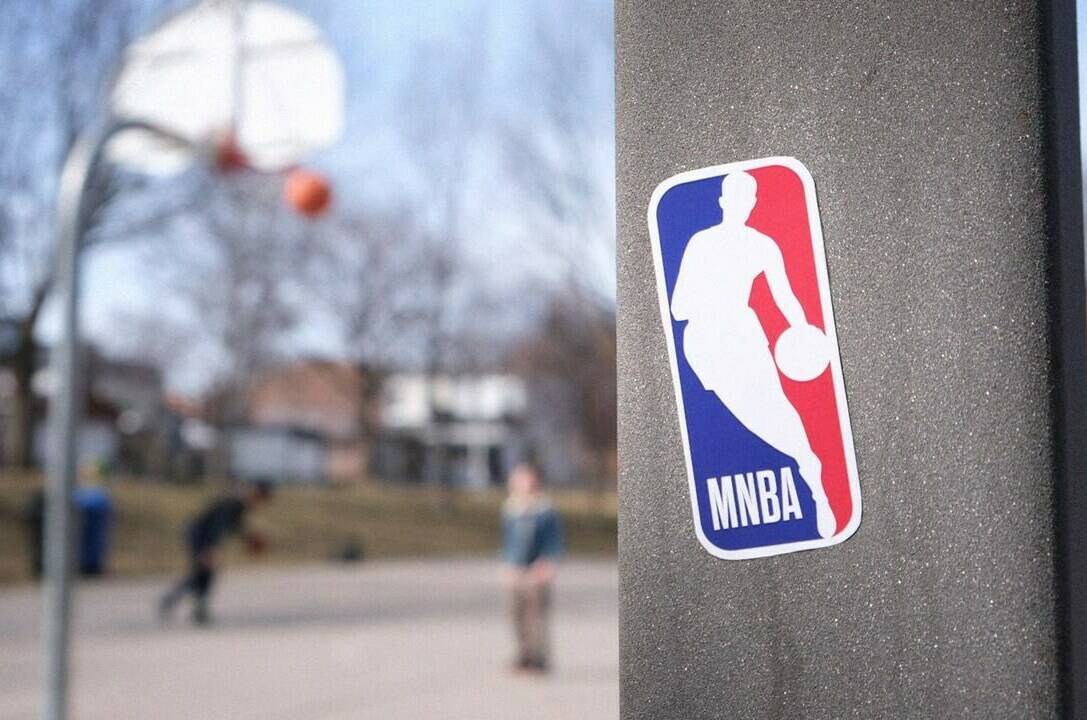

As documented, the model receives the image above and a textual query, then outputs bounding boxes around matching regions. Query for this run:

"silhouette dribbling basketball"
[670,171,836,539]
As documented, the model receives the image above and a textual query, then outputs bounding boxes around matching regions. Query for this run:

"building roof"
[248,359,368,441]
[381,373,526,429]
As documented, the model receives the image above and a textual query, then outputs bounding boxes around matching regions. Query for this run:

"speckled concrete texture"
[616,2,1059,718]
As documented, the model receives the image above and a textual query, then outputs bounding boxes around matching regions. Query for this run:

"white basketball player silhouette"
[671,171,836,539]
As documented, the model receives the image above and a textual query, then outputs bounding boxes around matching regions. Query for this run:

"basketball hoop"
[108,0,343,218]
[109,0,344,177]
[213,130,250,173]
[212,132,334,217]
[42,5,343,717]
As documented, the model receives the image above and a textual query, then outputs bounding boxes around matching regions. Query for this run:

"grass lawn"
[0,472,616,585]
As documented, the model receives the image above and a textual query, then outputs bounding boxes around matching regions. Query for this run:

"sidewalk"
[0,559,618,720]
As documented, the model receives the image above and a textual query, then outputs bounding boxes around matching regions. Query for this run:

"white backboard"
[109,0,344,174]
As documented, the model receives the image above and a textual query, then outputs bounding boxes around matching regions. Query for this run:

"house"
[504,299,618,488]
[245,359,375,481]
[163,385,332,486]
[225,425,327,485]
[371,373,528,489]
[20,345,165,474]
[162,394,216,483]
[241,360,561,489]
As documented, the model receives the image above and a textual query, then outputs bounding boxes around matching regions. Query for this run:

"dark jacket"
[502,498,563,567]
[187,497,247,552]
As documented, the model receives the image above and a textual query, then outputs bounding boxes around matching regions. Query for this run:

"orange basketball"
[283,169,332,217]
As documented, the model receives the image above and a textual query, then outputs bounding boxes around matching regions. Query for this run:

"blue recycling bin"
[74,487,112,576]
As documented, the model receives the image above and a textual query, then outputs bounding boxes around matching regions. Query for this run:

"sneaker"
[524,658,550,675]
[191,601,211,626]
[157,595,176,623]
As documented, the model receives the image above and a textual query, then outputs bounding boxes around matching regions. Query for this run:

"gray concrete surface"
[617,2,1058,718]
[0,559,617,720]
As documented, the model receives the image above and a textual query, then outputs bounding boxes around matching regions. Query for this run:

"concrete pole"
[617,2,1083,718]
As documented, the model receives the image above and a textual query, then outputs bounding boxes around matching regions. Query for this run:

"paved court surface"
[0,559,617,719]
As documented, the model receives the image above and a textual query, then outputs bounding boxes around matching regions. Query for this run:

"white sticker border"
[646,156,862,560]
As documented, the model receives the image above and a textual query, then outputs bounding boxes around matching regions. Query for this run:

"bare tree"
[313,208,430,368]
[101,307,193,378]
[499,0,615,308]
[145,169,311,423]
[499,0,617,487]
[509,292,617,489]
[394,9,498,485]
[397,8,491,379]
[0,0,176,466]
[308,205,435,450]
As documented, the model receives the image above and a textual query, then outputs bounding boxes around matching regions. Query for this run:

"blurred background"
[0,0,617,718]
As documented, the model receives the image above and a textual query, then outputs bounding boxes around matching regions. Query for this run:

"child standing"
[501,463,563,673]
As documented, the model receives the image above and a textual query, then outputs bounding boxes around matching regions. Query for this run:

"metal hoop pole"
[42,119,191,720]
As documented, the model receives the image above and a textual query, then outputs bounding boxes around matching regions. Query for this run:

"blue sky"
[68,0,1087,392]
[51,0,615,391]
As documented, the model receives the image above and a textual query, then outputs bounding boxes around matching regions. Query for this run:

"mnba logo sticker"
[647,157,861,560]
